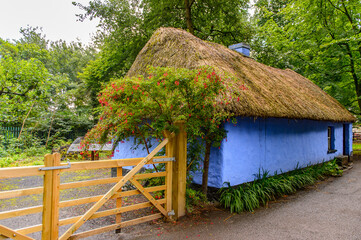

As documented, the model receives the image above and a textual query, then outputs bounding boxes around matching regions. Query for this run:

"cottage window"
[327,126,337,153]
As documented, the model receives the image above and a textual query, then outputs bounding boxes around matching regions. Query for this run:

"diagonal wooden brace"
[129,179,168,217]
[59,138,169,240]
[0,224,34,240]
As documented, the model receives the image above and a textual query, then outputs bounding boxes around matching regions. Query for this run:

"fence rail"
[0,122,187,240]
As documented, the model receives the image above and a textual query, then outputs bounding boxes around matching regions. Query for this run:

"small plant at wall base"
[186,188,207,213]
[218,160,343,213]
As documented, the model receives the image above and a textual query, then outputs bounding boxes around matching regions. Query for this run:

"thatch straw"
[127,27,355,122]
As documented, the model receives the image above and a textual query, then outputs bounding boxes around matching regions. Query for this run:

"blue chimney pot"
[228,43,250,57]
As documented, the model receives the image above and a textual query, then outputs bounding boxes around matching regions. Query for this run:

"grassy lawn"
[0,147,50,168]
[353,142,361,150]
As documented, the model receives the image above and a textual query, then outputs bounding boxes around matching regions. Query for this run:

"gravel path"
[0,168,159,240]
[136,160,361,240]
[2,161,361,240]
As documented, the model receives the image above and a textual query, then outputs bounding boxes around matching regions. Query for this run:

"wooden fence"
[0,123,187,239]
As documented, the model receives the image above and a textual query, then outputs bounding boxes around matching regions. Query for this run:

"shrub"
[186,187,207,213]
[219,160,343,213]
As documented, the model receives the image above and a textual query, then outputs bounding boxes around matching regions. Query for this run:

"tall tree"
[253,0,361,114]
[74,0,254,108]
[0,27,96,147]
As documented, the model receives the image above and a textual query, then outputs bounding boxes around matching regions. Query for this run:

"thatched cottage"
[112,27,355,188]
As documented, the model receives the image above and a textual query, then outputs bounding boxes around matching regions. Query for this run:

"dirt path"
[132,161,361,240]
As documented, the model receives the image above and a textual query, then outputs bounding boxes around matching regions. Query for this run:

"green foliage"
[219,160,343,213]
[253,0,361,114]
[186,187,207,213]
[0,142,49,168]
[75,0,254,109]
[1,26,96,151]
[141,164,166,187]
[83,66,239,151]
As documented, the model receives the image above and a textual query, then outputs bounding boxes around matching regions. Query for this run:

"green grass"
[353,142,361,150]
[219,160,343,213]
[0,147,50,168]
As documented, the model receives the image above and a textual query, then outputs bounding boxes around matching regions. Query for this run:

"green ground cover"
[219,160,343,213]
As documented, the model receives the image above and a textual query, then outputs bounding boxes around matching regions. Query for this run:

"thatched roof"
[127,27,355,122]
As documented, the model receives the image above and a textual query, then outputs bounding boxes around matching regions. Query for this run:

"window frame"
[327,126,337,154]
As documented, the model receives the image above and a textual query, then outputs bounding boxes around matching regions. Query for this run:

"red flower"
[163,73,168,77]
[175,81,179,86]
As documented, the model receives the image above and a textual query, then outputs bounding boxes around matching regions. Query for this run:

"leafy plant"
[83,66,243,195]
[219,160,343,213]
[186,187,207,213]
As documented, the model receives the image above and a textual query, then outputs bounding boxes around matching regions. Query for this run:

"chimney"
[228,43,250,57]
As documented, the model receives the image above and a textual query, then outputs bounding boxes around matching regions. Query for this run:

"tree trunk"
[45,110,56,148]
[202,141,212,195]
[184,0,194,35]
[18,102,35,139]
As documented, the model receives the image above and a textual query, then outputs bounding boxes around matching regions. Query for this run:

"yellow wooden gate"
[0,123,187,240]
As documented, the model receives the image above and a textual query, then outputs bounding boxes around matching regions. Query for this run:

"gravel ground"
[2,161,361,240]
[0,168,162,240]
[136,160,361,240]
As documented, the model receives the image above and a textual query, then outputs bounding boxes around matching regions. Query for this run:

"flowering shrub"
[83,66,240,150]
[82,66,245,194]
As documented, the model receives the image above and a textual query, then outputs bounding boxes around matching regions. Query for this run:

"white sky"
[0,0,99,44]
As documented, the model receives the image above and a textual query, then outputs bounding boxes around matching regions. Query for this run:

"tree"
[74,0,254,109]
[83,66,240,194]
[0,27,96,147]
[0,47,51,123]
[252,0,361,114]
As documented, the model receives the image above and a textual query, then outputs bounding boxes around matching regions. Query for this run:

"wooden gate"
[0,123,187,239]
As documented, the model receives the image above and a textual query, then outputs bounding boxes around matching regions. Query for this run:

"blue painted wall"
[112,118,352,188]
[112,137,164,169]
[192,117,352,188]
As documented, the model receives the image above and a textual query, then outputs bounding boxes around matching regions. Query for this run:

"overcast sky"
[0,0,99,44]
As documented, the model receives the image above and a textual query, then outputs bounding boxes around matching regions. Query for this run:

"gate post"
[172,121,187,219]
[42,153,60,240]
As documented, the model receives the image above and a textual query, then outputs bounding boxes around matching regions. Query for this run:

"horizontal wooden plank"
[68,213,163,240]
[0,187,43,200]
[0,156,171,180]
[133,171,166,180]
[60,177,121,190]
[0,205,43,220]
[12,199,166,235]
[0,166,44,179]
[0,186,167,221]
[0,224,35,240]
[60,156,169,172]
[59,185,166,209]
[60,199,166,227]
[59,195,101,208]
[16,224,42,235]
